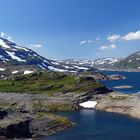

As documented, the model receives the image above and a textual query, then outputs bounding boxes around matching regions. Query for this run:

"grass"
[0,101,17,110]
[0,71,104,94]
[33,102,72,111]
[37,112,74,128]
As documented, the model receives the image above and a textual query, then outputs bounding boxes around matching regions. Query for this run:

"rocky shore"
[94,91,140,119]
[0,88,140,139]
[0,93,75,139]
[0,86,110,139]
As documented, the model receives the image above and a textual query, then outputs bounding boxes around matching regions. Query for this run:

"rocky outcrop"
[0,84,110,139]
[72,87,112,107]
[0,109,73,139]
[108,74,126,80]
[94,92,140,119]
[0,92,75,139]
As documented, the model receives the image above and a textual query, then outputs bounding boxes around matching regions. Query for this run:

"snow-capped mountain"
[55,57,122,69]
[115,51,140,70]
[0,37,94,73]
[93,57,121,65]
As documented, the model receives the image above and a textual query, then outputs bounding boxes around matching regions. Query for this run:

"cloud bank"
[107,34,121,42]
[100,44,116,50]
[122,31,140,40]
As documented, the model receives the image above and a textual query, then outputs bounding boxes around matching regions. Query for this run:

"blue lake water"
[43,110,140,140]
[41,71,140,140]
[101,70,140,93]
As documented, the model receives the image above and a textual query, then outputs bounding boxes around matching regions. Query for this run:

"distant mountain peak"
[0,37,95,75]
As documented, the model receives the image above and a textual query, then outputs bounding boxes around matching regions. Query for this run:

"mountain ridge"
[0,37,96,73]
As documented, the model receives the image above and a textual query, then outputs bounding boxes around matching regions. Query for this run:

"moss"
[0,71,104,94]
[47,103,72,111]
[32,102,48,110]
[0,102,17,110]
[38,112,71,123]
[37,112,74,131]
[33,102,72,111]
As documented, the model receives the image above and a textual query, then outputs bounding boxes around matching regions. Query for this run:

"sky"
[0,0,140,59]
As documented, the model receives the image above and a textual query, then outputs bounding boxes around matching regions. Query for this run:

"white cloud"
[87,40,92,43]
[107,34,121,42]
[29,43,43,48]
[100,44,117,51]
[100,45,109,50]
[122,31,140,40]
[80,40,94,45]
[80,40,87,45]
[7,36,14,42]
[0,32,5,37]
[0,32,14,42]
[96,37,100,41]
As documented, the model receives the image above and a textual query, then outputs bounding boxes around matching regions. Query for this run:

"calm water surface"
[43,110,140,140]
[101,70,140,93]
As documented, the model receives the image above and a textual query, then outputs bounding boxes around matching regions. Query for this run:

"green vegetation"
[0,101,17,110]
[38,112,72,124]
[37,112,74,132]
[0,71,104,94]
[33,102,72,111]
[33,100,73,111]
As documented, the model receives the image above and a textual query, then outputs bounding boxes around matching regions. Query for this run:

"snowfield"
[12,71,19,74]
[24,70,34,75]
[0,39,11,49]
[6,51,26,62]
[0,68,6,71]
[79,101,97,108]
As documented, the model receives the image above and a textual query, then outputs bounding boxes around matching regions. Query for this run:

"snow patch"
[6,51,26,62]
[48,66,68,72]
[0,68,5,71]
[41,63,48,68]
[64,65,70,69]
[79,101,97,108]
[12,71,18,74]
[51,62,60,65]
[14,45,30,52]
[74,65,89,70]
[37,64,45,69]
[24,70,33,75]
[0,39,11,49]
[43,59,50,64]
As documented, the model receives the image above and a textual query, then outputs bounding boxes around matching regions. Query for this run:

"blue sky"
[0,0,140,59]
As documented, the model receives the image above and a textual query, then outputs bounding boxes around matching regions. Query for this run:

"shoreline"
[94,91,140,119]
[0,90,140,139]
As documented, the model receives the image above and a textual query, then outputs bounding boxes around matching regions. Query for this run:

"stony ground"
[94,91,140,119]
[1,90,140,139]
[0,92,74,139]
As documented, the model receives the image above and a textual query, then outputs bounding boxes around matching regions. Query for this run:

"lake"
[42,71,140,140]
[43,110,140,140]
[101,70,140,93]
